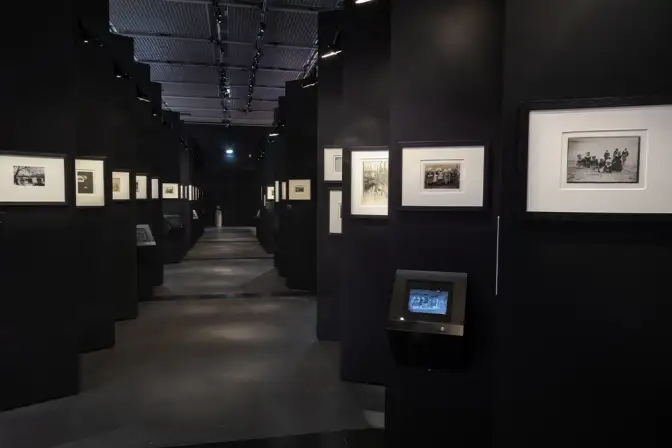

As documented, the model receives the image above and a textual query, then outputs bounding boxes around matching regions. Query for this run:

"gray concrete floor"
[0,228,370,448]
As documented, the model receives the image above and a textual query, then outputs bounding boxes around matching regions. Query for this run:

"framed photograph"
[329,189,342,234]
[136,174,148,200]
[350,148,389,217]
[0,153,66,204]
[324,148,343,182]
[75,158,105,207]
[151,178,160,199]
[275,181,280,203]
[524,100,672,215]
[281,181,287,200]
[163,182,179,199]
[288,179,311,200]
[112,170,131,201]
[136,224,156,247]
[267,186,275,201]
[401,144,486,209]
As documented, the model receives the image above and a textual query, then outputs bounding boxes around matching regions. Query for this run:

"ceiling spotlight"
[321,48,342,59]
[225,148,234,155]
[269,132,279,137]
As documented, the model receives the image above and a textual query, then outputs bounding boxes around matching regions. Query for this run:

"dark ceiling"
[109,0,342,127]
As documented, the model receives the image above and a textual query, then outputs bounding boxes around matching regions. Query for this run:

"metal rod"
[116,30,313,50]
[155,80,285,89]
[163,94,276,102]
[137,59,302,73]
[165,0,335,14]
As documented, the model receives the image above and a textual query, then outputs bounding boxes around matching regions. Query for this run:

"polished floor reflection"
[0,228,371,448]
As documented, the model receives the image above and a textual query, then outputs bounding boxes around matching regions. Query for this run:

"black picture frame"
[322,146,344,184]
[327,185,343,236]
[135,172,149,200]
[111,168,134,203]
[74,155,108,208]
[0,151,69,207]
[396,140,490,213]
[518,95,672,223]
[345,145,390,220]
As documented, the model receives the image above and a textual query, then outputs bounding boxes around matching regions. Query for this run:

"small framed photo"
[288,179,311,200]
[136,174,148,200]
[151,178,160,199]
[163,182,179,199]
[0,153,66,205]
[275,181,280,203]
[75,158,105,207]
[329,189,342,234]
[524,99,672,215]
[112,170,131,201]
[267,186,275,201]
[350,147,389,217]
[324,148,343,182]
[401,144,486,210]
[281,181,287,200]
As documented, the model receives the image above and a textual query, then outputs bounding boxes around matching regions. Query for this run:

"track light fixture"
[321,29,342,59]
[355,0,376,4]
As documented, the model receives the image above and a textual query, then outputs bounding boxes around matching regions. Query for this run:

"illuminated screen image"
[408,289,449,315]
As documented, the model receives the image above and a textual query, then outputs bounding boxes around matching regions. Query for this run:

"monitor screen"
[408,289,450,315]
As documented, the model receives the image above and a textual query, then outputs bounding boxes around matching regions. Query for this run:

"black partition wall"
[385,0,503,445]
[326,0,672,446]
[0,0,82,411]
[316,10,344,341]
[339,0,394,385]
[496,0,672,446]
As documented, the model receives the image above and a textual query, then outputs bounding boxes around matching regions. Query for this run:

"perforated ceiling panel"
[109,0,342,126]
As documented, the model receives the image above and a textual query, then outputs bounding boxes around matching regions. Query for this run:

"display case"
[386,270,468,368]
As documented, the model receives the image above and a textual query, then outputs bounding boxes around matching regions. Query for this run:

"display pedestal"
[137,245,156,302]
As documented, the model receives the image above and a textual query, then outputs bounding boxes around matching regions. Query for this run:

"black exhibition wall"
[384,0,503,445]
[278,80,318,292]
[496,0,672,446]
[101,35,140,321]
[0,0,80,411]
[339,0,394,385]
[73,13,116,352]
[316,10,345,341]
[188,124,268,226]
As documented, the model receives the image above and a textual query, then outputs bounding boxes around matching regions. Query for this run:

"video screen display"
[408,289,449,315]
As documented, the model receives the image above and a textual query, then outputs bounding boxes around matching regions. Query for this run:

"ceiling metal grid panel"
[256,70,300,86]
[262,46,312,69]
[275,0,341,8]
[250,86,284,100]
[224,45,254,67]
[110,0,210,37]
[150,64,218,84]
[161,83,220,98]
[228,70,252,86]
[134,37,215,64]
[250,101,278,112]
[227,6,261,42]
[266,11,317,45]
[179,109,224,119]
[229,110,274,120]
[165,97,222,109]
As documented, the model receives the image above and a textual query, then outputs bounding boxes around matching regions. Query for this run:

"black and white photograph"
[112,177,121,193]
[77,170,94,194]
[567,135,640,183]
[294,186,305,193]
[14,166,45,186]
[166,186,174,194]
[423,162,461,190]
[334,155,342,173]
[362,160,389,206]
